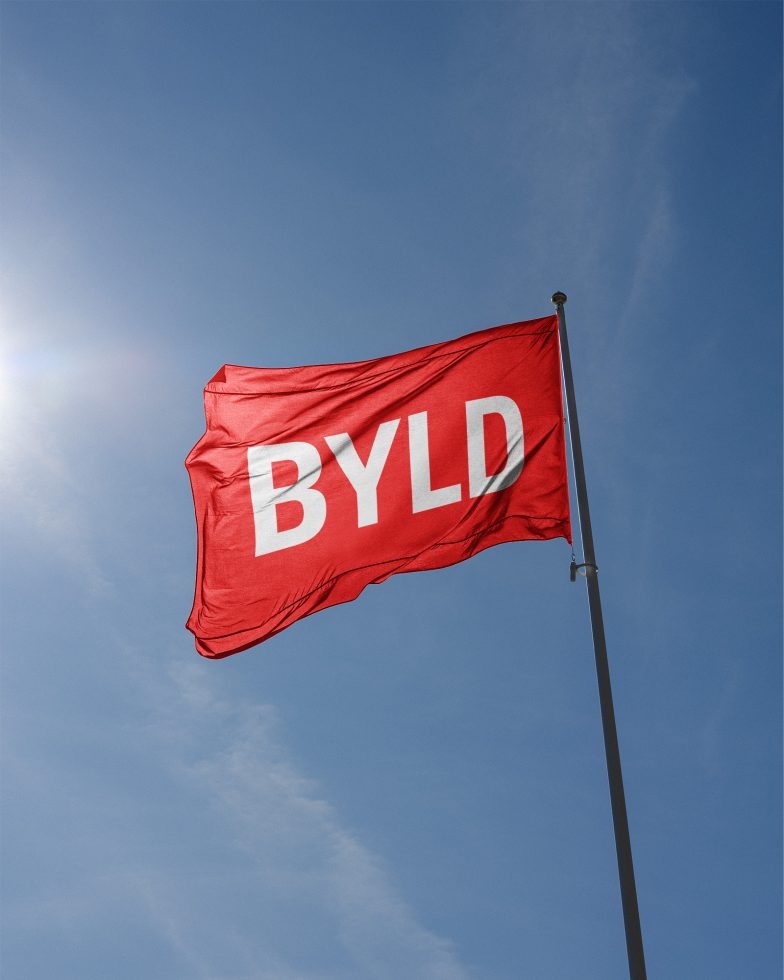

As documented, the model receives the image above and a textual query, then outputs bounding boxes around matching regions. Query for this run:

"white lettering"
[247,442,327,556]
[248,395,525,556]
[408,411,462,513]
[466,395,524,498]
[325,419,400,527]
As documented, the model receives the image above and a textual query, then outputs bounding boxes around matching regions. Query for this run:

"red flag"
[186,316,571,658]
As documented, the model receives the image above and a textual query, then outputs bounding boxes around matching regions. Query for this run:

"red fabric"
[186,316,571,658]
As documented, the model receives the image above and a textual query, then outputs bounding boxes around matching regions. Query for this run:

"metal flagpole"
[552,291,647,980]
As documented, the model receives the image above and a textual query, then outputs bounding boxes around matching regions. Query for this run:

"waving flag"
[186,315,571,657]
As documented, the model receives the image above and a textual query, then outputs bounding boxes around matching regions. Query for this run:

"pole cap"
[551,291,567,305]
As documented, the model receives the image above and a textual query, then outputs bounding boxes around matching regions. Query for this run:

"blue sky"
[1,2,781,978]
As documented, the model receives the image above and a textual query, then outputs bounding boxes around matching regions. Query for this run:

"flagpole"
[552,292,647,980]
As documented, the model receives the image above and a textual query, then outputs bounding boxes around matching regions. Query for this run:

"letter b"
[247,442,326,556]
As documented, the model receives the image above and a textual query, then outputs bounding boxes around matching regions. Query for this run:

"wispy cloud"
[5,616,471,978]
[147,661,472,979]
[455,3,694,334]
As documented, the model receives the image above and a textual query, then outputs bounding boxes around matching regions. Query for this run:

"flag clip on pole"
[552,292,648,980]
[569,558,598,582]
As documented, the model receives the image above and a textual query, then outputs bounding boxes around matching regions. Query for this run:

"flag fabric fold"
[186,315,571,658]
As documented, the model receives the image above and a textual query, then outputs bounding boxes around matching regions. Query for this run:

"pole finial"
[551,291,567,305]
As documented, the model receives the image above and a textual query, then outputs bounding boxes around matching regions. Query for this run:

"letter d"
[466,395,525,498]
[247,442,327,556]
